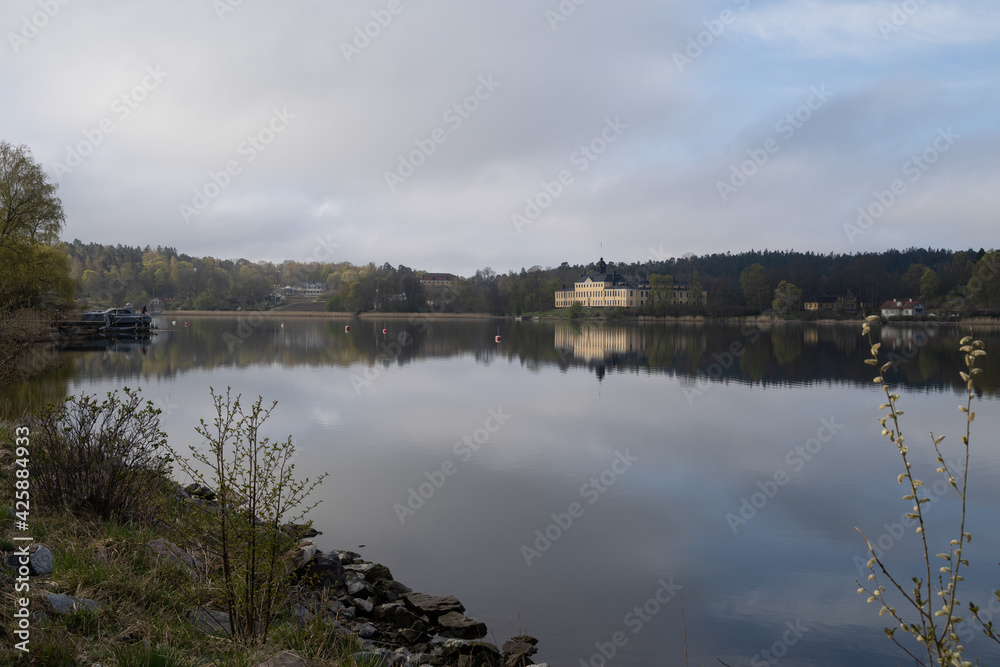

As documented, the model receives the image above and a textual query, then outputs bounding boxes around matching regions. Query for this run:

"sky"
[2,0,998,277]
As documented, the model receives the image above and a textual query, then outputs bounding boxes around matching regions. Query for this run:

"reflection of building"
[553,323,647,363]
[804,292,858,313]
[880,299,924,318]
[554,257,706,309]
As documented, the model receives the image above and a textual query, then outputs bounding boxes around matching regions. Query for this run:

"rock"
[502,635,539,667]
[253,651,312,667]
[6,545,54,576]
[30,545,54,576]
[282,523,322,539]
[293,553,345,589]
[354,598,374,614]
[376,578,413,602]
[286,541,318,570]
[391,647,411,666]
[438,611,487,640]
[348,579,372,597]
[147,538,203,572]
[185,483,216,500]
[367,563,394,583]
[399,627,425,644]
[190,608,232,636]
[355,622,377,639]
[403,593,465,621]
[46,593,98,615]
[344,562,375,575]
[335,550,361,565]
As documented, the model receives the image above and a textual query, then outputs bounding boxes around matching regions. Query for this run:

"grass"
[0,478,380,666]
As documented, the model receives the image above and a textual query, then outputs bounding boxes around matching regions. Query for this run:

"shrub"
[170,388,326,644]
[30,388,170,524]
[857,319,1000,665]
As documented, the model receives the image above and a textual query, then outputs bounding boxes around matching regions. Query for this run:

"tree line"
[51,245,1000,317]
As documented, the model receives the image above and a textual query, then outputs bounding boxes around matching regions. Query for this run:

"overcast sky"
[3,0,998,276]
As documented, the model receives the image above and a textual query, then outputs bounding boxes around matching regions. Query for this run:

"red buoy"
[184,322,189,327]
[345,325,350,332]
[382,328,388,334]
[495,335,502,343]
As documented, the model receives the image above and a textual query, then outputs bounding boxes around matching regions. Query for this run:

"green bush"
[31,388,170,523]
[170,388,326,645]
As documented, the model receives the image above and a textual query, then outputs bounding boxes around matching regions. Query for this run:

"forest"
[59,241,1000,317]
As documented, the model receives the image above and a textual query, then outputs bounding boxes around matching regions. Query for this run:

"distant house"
[880,299,925,318]
[804,292,858,313]
[282,282,327,297]
[420,273,457,289]
[554,257,707,309]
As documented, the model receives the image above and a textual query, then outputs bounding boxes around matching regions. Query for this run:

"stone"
[190,608,232,636]
[399,627,425,644]
[185,483,216,500]
[147,538,203,572]
[253,651,312,667]
[46,593,98,614]
[335,550,361,565]
[403,593,465,621]
[502,635,539,667]
[348,579,372,597]
[367,563,394,583]
[30,545,54,576]
[294,553,345,589]
[287,541,318,570]
[438,611,487,640]
[354,597,374,614]
[355,622,377,639]
[282,522,322,539]
[344,562,375,574]
[391,647,411,666]
[376,578,413,602]
[6,545,54,576]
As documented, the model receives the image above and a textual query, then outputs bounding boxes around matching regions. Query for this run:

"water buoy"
[280,323,285,328]
[495,335,502,343]
[382,328,388,334]
[345,325,350,332]
[172,320,176,325]
[184,322,189,327]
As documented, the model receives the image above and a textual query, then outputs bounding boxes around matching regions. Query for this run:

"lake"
[10,316,1000,666]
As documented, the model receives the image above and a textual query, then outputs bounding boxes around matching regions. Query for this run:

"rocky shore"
[285,547,545,667]
[176,481,547,667]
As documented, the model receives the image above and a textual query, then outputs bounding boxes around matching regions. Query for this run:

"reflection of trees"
[771,327,803,366]
[6,319,1000,406]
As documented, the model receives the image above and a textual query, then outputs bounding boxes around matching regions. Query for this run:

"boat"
[81,306,153,332]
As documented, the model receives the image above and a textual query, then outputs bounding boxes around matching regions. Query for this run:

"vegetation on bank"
[0,389,370,667]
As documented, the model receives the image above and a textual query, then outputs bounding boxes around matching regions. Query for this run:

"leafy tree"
[919,267,940,301]
[966,250,1000,309]
[0,142,72,310]
[0,141,64,247]
[771,280,802,315]
[740,263,770,311]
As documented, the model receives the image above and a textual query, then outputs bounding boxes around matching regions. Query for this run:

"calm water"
[9,316,1000,666]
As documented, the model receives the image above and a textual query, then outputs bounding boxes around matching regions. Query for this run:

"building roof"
[880,299,923,310]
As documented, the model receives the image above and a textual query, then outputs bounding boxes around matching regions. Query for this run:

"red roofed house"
[880,299,925,318]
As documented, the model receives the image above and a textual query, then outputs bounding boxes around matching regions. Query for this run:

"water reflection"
[4,316,1000,666]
